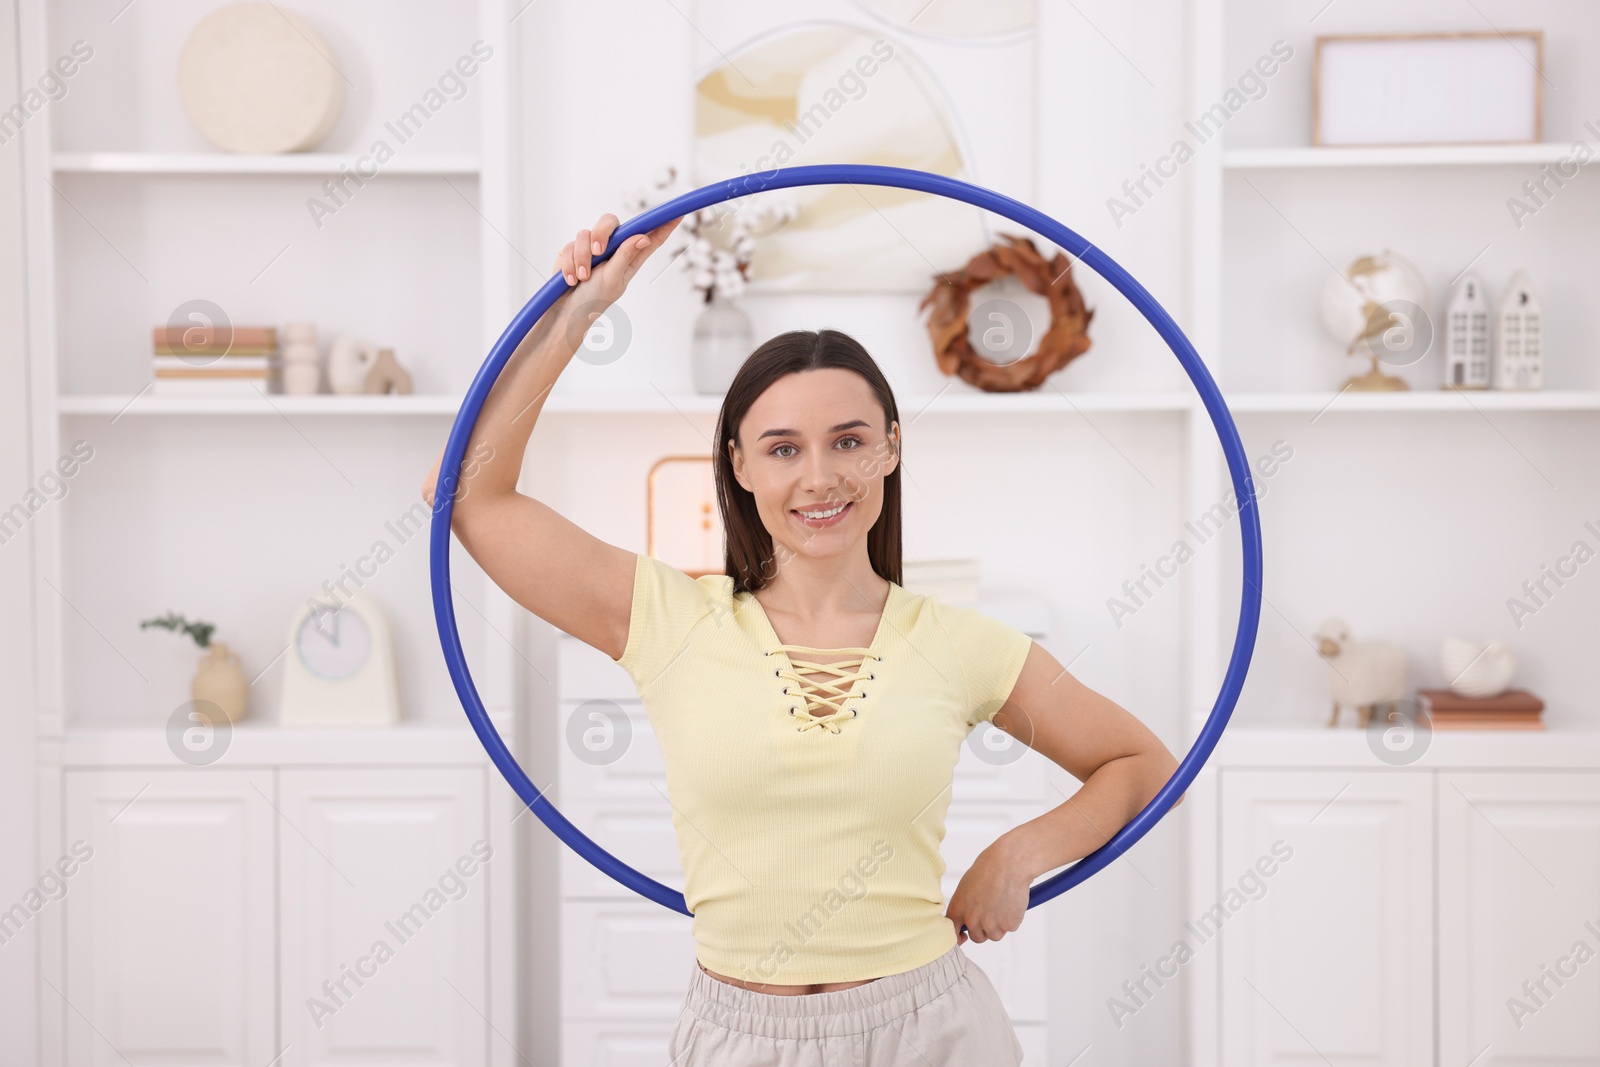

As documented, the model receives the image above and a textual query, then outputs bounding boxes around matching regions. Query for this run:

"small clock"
[279,591,400,726]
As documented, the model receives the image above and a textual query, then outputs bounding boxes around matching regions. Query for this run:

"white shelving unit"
[22,2,519,723]
[1187,3,1600,1066]
[18,1,523,1064]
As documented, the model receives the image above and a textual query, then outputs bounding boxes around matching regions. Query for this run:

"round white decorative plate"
[178,2,342,154]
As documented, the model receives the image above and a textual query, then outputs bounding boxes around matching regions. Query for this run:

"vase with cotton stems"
[623,167,799,394]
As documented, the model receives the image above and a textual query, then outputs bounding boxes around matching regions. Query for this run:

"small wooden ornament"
[363,348,413,394]
[917,234,1095,392]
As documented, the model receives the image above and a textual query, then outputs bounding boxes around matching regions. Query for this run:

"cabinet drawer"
[561,1020,676,1067]
[558,798,683,898]
[559,899,697,1020]
[559,635,640,702]
[556,702,666,801]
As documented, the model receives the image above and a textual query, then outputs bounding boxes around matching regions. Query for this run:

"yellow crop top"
[613,552,1036,985]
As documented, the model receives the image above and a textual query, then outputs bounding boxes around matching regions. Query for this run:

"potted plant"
[140,611,249,724]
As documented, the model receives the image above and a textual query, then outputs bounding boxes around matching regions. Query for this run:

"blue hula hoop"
[432,164,1263,919]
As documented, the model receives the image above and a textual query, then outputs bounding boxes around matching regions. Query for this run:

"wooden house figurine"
[1493,270,1543,390]
[1443,273,1491,389]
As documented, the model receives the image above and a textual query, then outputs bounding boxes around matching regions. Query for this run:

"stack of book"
[152,325,279,395]
[1416,688,1545,730]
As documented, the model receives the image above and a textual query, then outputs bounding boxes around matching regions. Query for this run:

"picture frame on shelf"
[1314,31,1544,147]
[646,455,723,579]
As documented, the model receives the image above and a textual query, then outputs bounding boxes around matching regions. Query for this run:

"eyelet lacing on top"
[767,646,881,734]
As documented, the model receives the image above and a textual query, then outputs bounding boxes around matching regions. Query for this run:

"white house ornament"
[1494,269,1543,390]
[1443,273,1491,390]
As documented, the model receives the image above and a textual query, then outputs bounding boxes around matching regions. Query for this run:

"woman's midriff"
[699,962,883,996]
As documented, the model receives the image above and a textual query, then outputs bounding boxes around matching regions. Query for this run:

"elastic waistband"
[681,943,967,1039]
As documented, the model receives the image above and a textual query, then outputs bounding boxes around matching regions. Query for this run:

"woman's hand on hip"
[553,211,683,310]
[946,837,1031,945]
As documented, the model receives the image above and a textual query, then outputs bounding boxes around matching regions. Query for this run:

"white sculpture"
[1443,273,1491,390]
[1439,637,1516,699]
[178,3,343,155]
[1315,615,1408,728]
[1494,269,1543,390]
[282,321,320,395]
[326,333,382,395]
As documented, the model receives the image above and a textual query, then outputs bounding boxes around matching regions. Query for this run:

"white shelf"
[1224,389,1600,414]
[1222,143,1578,169]
[55,721,508,767]
[56,389,1200,417]
[58,392,469,416]
[52,152,481,175]
[58,389,1600,418]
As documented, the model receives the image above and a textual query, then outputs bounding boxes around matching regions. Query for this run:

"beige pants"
[667,942,1024,1066]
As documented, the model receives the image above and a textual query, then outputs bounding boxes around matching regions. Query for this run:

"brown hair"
[714,329,903,595]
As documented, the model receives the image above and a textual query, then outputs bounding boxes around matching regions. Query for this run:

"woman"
[424,212,1181,1065]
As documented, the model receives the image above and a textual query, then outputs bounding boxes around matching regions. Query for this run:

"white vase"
[690,292,753,395]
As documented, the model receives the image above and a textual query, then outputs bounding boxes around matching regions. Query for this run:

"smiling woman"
[717,332,903,598]
[423,209,1183,1066]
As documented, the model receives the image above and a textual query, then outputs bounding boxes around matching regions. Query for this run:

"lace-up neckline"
[746,582,898,735]
[771,646,881,733]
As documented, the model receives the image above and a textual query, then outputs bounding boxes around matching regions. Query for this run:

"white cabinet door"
[1439,771,1600,1065]
[278,767,488,1067]
[64,768,276,1067]
[557,798,681,898]
[559,899,696,1021]
[1219,770,1431,1067]
[556,702,665,803]
[561,1021,677,1067]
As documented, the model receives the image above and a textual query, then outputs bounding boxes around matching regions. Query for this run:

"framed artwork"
[1314,31,1544,147]
[691,0,1038,291]
[647,456,724,578]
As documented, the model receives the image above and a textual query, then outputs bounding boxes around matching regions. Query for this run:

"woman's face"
[729,368,900,565]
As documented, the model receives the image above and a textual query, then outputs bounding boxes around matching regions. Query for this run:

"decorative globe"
[1318,249,1428,354]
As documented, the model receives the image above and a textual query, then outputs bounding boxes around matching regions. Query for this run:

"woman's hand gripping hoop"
[430,164,1263,919]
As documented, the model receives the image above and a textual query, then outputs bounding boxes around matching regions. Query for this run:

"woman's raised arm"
[422,211,683,661]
